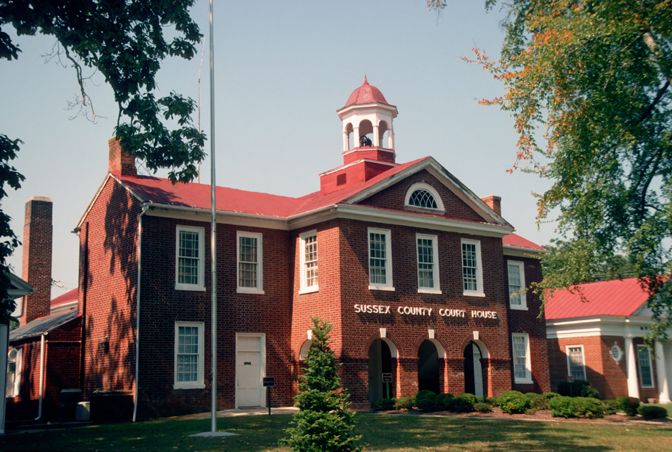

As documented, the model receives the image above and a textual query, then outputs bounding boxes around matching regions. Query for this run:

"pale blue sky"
[2,1,556,297]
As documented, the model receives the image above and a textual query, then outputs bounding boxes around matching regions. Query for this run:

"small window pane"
[369,233,387,285]
[239,237,258,288]
[462,242,478,292]
[304,235,318,287]
[417,238,434,288]
[638,346,653,387]
[568,346,585,380]
[178,230,200,285]
[508,263,522,305]
[512,336,528,379]
[177,326,200,383]
[409,189,438,209]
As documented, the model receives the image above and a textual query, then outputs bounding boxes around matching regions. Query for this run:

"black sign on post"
[381,373,393,383]
[263,377,275,415]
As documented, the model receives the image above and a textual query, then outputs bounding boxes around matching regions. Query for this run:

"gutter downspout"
[132,205,148,423]
[35,334,46,421]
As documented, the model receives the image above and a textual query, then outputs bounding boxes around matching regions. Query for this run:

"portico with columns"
[546,278,672,403]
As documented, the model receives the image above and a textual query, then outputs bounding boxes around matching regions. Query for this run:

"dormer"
[321,78,399,194]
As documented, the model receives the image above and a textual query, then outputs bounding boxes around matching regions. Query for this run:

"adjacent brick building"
[546,277,672,402]
[75,78,550,418]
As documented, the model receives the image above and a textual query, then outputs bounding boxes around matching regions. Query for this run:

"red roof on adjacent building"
[545,277,650,320]
[503,233,547,252]
[50,288,78,309]
[344,76,390,106]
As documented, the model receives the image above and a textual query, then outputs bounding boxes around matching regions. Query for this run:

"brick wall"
[21,197,53,326]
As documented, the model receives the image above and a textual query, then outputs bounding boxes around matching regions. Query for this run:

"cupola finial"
[363,75,368,85]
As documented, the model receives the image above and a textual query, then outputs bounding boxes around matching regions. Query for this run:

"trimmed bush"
[393,397,414,410]
[373,398,395,411]
[557,379,592,397]
[581,385,601,399]
[435,393,454,410]
[638,405,668,420]
[458,393,477,405]
[617,396,640,416]
[416,397,440,412]
[498,391,530,414]
[602,399,619,415]
[473,402,492,413]
[445,394,474,413]
[550,396,605,419]
[414,390,437,406]
[543,392,560,400]
[524,392,548,410]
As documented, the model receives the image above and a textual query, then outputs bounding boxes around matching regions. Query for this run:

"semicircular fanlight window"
[409,189,438,209]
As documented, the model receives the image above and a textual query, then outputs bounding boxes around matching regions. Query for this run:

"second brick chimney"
[20,196,53,326]
[481,195,502,217]
[108,137,137,176]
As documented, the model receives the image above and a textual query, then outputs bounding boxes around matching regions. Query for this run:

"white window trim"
[507,260,527,310]
[404,182,445,211]
[610,343,623,363]
[237,231,264,294]
[299,230,319,294]
[461,239,484,297]
[416,233,441,294]
[368,227,394,291]
[175,225,206,291]
[512,333,533,384]
[566,344,587,381]
[7,347,22,397]
[637,345,655,388]
[174,321,205,390]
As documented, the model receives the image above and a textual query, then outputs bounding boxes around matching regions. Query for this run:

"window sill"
[464,292,486,298]
[369,285,395,292]
[175,284,206,292]
[513,378,533,385]
[299,286,319,295]
[174,383,205,390]
[418,289,442,295]
[237,287,265,295]
[509,305,528,311]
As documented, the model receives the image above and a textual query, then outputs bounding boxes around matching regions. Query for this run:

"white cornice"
[545,315,669,339]
[503,244,548,258]
[336,102,398,118]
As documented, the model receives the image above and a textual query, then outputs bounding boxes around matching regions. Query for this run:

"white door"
[236,334,264,407]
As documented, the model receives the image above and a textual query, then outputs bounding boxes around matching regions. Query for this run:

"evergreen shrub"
[543,392,560,400]
[498,391,530,414]
[414,390,437,406]
[616,396,640,416]
[435,393,454,410]
[557,379,591,397]
[550,396,605,419]
[580,385,601,399]
[394,397,414,410]
[524,392,548,410]
[602,399,619,415]
[416,397,440,412]
[372,398,395,411]
[638,405,668,420]
[473,402,492,413]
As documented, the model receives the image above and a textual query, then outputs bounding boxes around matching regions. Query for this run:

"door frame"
[235,332,266,408]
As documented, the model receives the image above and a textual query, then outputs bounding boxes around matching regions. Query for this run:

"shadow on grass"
[1,414,671,452]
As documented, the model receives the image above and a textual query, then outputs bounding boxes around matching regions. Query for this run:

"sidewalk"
[173,406,299,420]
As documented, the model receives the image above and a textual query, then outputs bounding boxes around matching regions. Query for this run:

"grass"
[1,413,671,452]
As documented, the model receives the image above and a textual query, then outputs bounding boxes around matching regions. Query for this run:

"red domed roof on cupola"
[344,76,389,106]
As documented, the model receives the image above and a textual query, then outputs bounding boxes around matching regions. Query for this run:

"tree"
[281,318,362,452]
[428,1,672,338]
[0,0,206,319]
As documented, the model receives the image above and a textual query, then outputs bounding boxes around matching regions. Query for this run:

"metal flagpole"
[209,0,218,434]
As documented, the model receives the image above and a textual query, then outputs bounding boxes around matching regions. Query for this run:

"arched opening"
[299,339,313,361]
[345,123,354,150]
[368,338,394,403]
[358,120,373,147]
[418,340,440,394]
[464,341,485,397]
[379,121,389,148]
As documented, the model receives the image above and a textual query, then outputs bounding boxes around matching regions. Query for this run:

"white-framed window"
[174,322,205,389]
[368,228,394,291]
[237,231,264,294]
[512,333,532,384]
[404,182,445,211]
[507,260,527,310]
[416,233,441,294]
[566,345,586,381]
[610,343,623,363]
[461,239,484,296]
[299,230,318,294]
[175,225,205,291]
[637,345,654,388]
[6,347,22,397]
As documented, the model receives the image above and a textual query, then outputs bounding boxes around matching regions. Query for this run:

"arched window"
[7,347,22,397]
[404,183,445,211]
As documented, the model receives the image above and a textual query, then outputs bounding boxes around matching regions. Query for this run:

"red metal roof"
[50,288,78,308]
[344,76,390,106]
[503,233,547,252]
[545,277,650,320]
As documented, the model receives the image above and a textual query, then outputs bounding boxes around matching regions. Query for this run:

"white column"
[373,124,380,147]
[353,126,360,147]
[626,336,640,399]
[343,131,349,153]
[655,341,670,403]
[389,128,395,150]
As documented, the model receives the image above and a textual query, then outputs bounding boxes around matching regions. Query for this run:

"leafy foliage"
[427,1,672,337]
[0,134,25,323]
[281,318,361,452]
[550,396,605,419]
[497,390,530,414]
[617,396,641,416]
[638,404,668,419]
[0,0,206,320]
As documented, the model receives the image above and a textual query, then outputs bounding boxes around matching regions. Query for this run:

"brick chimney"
[108,137,137,176]
[20,196,53,326]
[481,195,502,216]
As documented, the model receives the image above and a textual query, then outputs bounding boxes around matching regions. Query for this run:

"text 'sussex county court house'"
[75,78,550,416]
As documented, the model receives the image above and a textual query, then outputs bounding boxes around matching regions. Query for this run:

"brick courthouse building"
[75,79,550,417]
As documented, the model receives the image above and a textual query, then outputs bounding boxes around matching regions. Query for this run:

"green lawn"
[1,413,671,452]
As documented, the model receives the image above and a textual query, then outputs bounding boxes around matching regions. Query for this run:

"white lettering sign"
[470,310,498,319]
[438,309,467,318]
[397,306,433,316]
[354,304,391,314]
